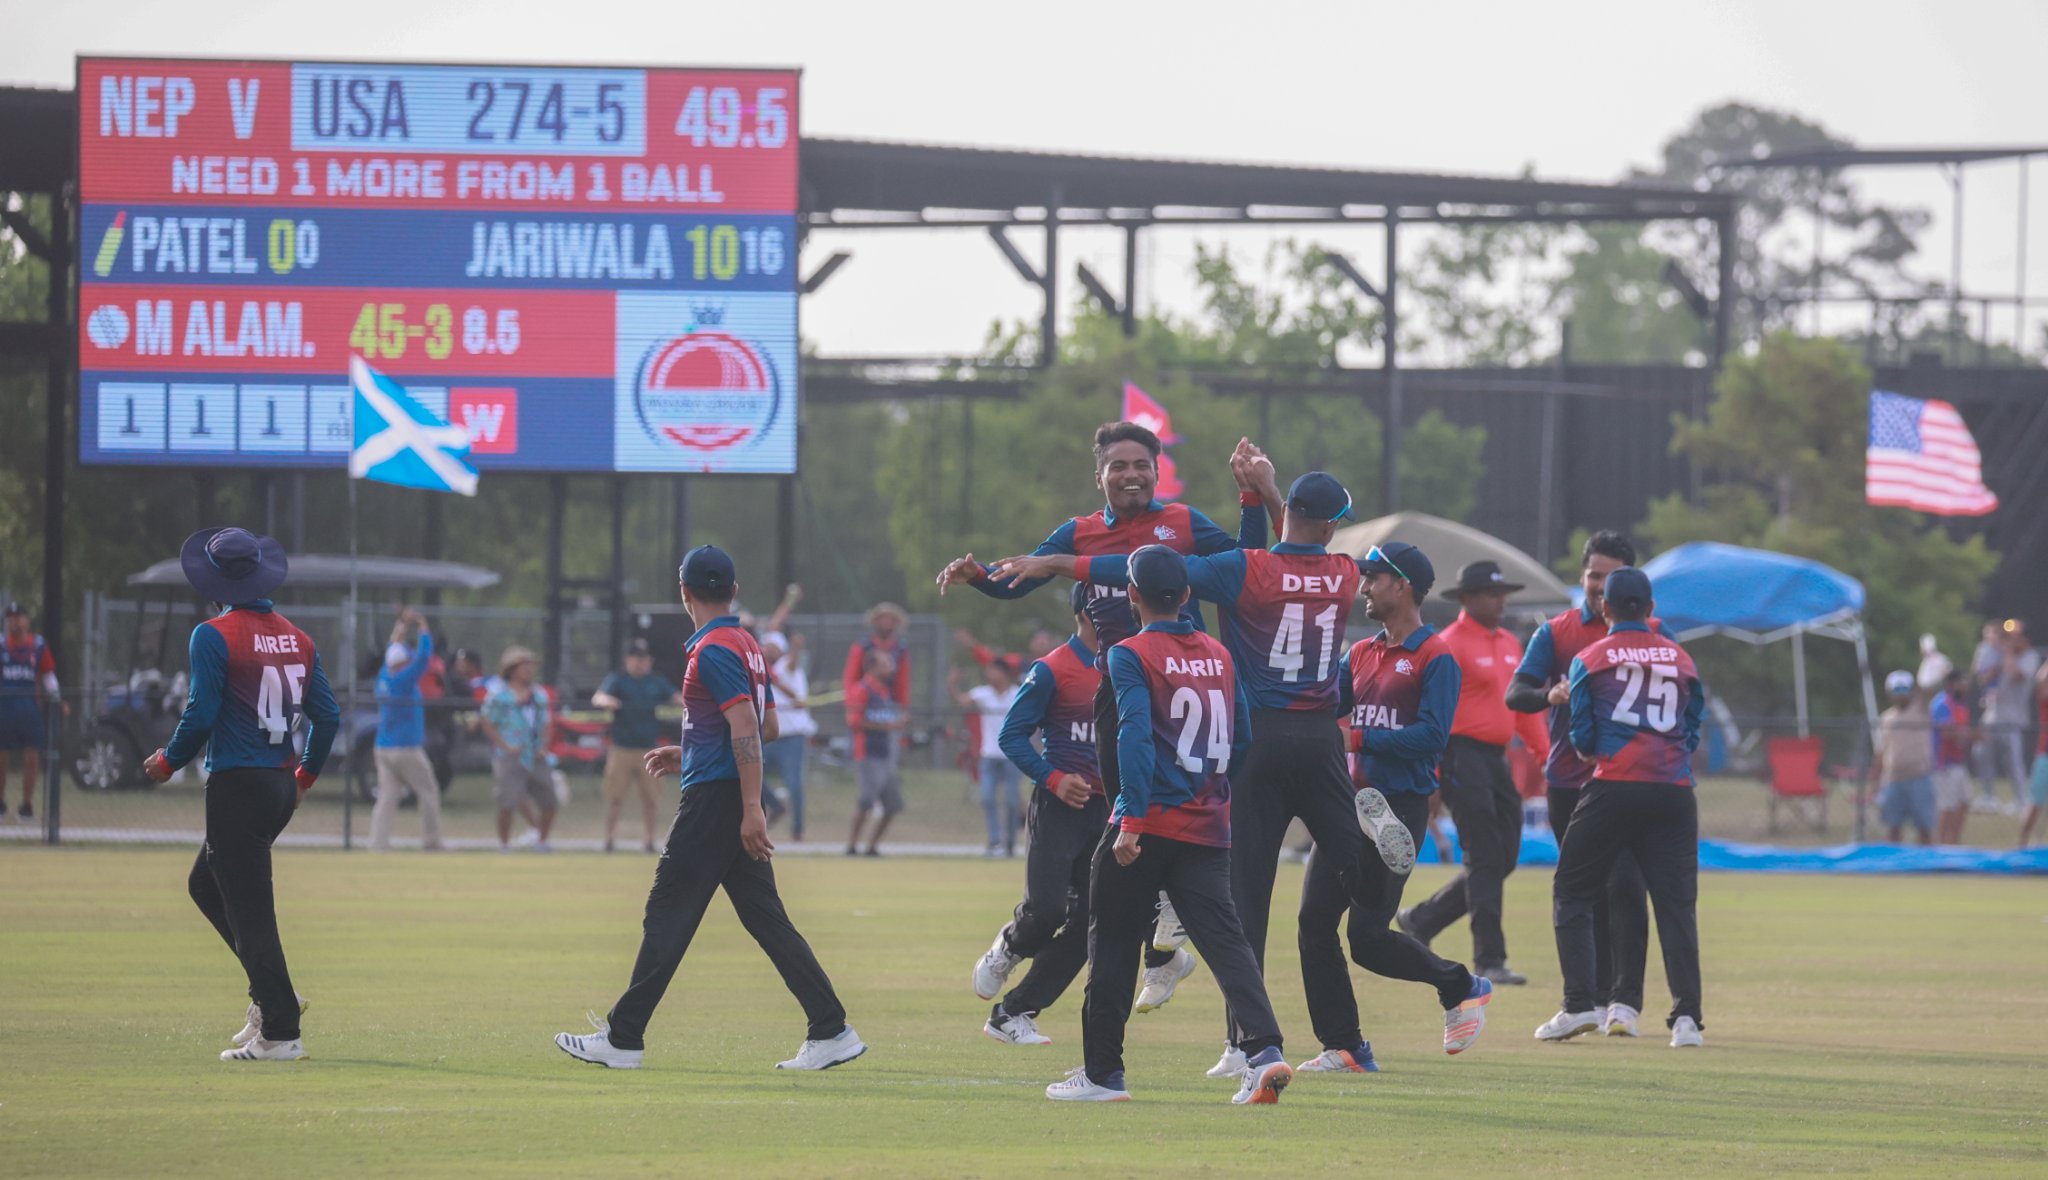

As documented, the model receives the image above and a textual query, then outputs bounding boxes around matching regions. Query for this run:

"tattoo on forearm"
[734,736,762,765]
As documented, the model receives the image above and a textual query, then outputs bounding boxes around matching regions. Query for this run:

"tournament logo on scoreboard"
[628,304,784,455]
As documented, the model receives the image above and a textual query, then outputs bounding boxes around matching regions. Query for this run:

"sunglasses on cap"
[1363,544,1409,583]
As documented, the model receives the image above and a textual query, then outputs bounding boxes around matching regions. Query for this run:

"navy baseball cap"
[1358,541,1434,599]
[2,601,25,618]
[1603,566,1653,612]
[678,545,737,595]
[1286,472,1355,522]
[1127,544,1189,604]
[1069,580,1091,617]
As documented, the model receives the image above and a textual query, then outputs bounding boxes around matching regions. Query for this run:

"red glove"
[293,766,318,794]
[143,749,173,783]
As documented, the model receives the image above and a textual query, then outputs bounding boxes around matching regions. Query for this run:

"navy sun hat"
[179,527,288,605]
[1128,544,1189,604]
[679,545,737,596]
[1358,540,1434,599]
[1602,566,1654,613]
[1285,472,1355,522]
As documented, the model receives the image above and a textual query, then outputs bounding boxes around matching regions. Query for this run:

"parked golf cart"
[87,553,503,801]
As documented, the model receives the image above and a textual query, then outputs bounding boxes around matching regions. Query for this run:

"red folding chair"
[1763,735,1829,834]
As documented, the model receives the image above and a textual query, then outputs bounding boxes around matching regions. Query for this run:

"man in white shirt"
[956,656,1023,856]
[761,631,817,842]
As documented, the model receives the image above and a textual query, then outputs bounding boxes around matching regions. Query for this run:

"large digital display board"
[76,57,800,472]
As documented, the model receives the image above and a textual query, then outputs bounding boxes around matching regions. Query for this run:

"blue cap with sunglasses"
[1358,541,1434,599]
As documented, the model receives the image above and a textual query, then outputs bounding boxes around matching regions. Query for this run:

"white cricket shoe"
[1603,1002,1641,1037]
[1669,1016,1704,1048]
[233,992,308,1047]
[1046,1067,1129,1102]
[1133,947,1196,1013]
[1534,1009,1603,1042]
[555,1013,644,1069]
[1151,894,1187,951]
[1231,1050,1292,1105]
[972,928,1023,1000]
[776,1025,867,1070]
[1354,787,1417,875]
[1205,1044,1248,1079]
[984,1010,1053,1046]
[220,1038,306,1062]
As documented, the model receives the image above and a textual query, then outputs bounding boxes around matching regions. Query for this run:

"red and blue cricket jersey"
[1337,625,1460,796]
[163,601,340,776]
[1,633,55,705]
[1106,621,1251,847]
[1079,542,1355,713]
[998,634,1102,793]
[842,634,912,707]
[679,615,774,790]
[1517,606,1668,788]
[845,674,905,762]
[1566,621,1704,787]
[971,498,1266,656]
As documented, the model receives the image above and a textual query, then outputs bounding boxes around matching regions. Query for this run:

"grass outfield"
[3,850,2045,1177]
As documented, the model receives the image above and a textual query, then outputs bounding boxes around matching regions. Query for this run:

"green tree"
[1635,334,1994,726]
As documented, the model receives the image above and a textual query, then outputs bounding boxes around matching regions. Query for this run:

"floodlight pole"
[1122,225,1140,338]
[1382,212,1403,513]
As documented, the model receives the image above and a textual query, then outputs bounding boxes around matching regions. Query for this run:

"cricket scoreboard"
[76,57,801,473]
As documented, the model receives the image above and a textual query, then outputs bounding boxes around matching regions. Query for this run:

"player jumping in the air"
[940,422,1275,1013]
[1324,541,1495,1059]
[556,547,865,1073]
[993,471,1450,1075]
[145,527,339,1062]
[1045,546,1292,1105]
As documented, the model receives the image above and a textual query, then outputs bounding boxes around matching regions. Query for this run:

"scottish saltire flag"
[1121,382,1185,501]
[349,356,479,496]
[1865,390,1997,516]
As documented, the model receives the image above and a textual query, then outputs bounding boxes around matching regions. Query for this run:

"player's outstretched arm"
[988,553,1079,586]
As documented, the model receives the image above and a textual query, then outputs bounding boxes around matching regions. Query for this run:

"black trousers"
[606,780,847,1050]
[999,790,1109,1017]
[1299,787,1474,1049]
[1552,780,1702,1028]
[1549,784,1649,1010]
[1090,675,1182,975]
[188,766,302,1041]
[1223,709,1374,1048]
[1407,737,1524,969]
[1082,831,1281,1083]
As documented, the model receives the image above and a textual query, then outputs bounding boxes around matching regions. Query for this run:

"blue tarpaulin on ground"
[1428,824,2048,874]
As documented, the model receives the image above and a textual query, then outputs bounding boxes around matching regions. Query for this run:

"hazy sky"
[9,0,2045,356]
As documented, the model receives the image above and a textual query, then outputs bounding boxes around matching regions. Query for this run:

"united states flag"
[1865,390,1998,516]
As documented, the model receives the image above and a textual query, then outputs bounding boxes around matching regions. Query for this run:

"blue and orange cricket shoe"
[1295,1043,1380,1073]
[1444,975,1492,1055]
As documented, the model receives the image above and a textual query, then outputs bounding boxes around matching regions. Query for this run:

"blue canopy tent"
[1634,542,1880,745]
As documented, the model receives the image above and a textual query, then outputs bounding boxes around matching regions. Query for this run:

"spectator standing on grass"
[954,653,1024,857]
[1869,671,1937,845]
[845,602,913,711]
[1,602,64,821]
[1929,669,1975,845]
[481,646,558,852]
[1975,620,2040,815]
[369,607,442,852]
[2020,659,2048,849]
[761,629,816,843]
[594,638,680,855]
[845,649,908,856]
